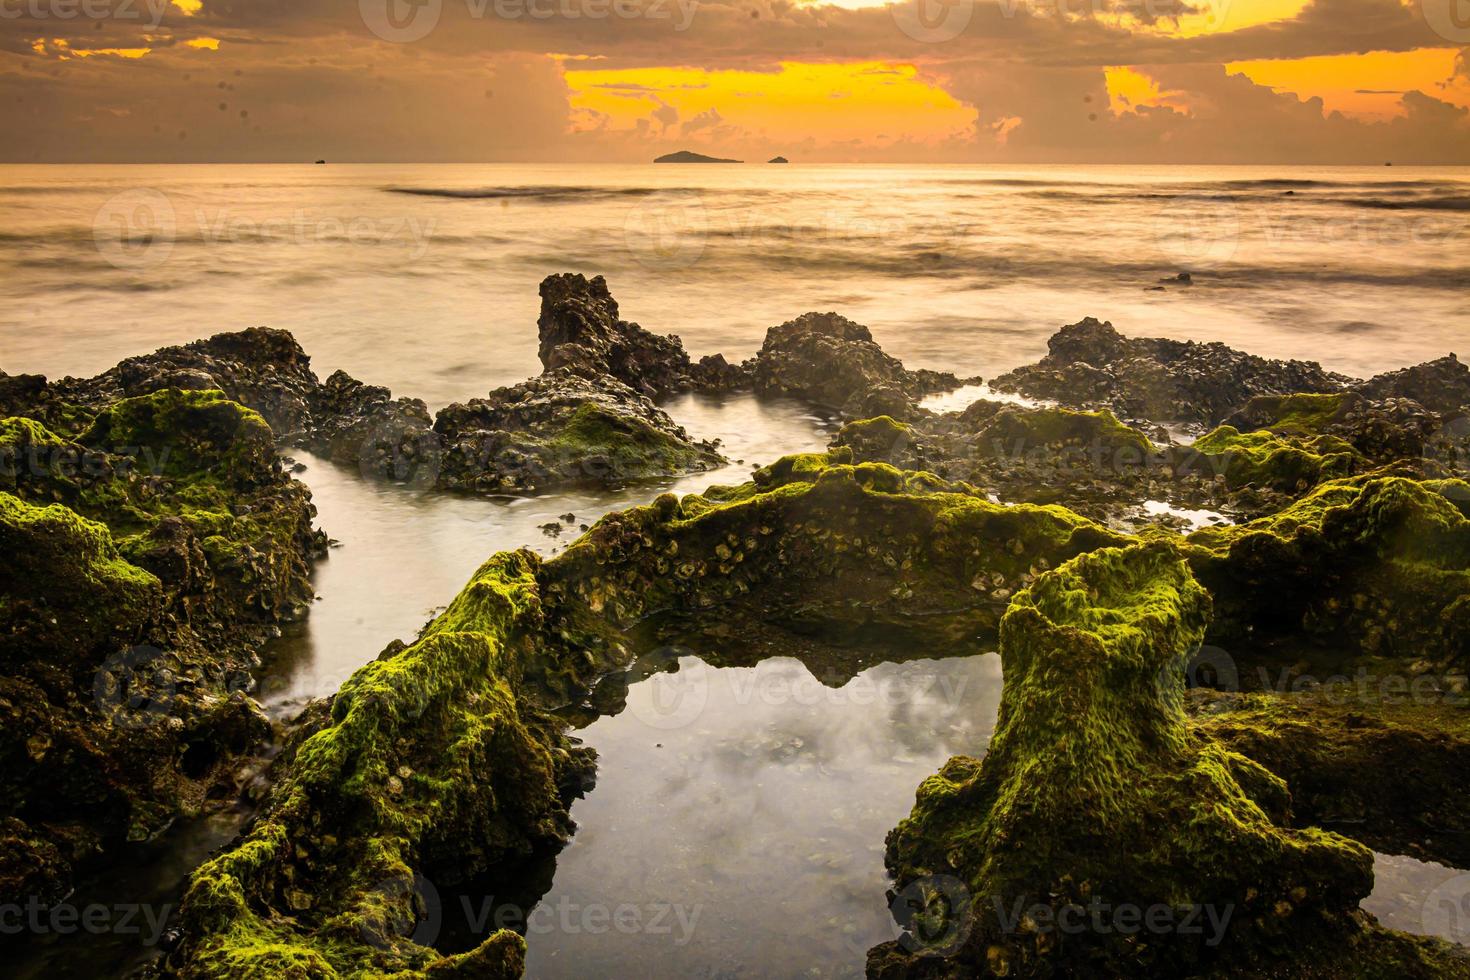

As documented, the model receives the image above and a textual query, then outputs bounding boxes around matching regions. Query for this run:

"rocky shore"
[2,278,1467,978]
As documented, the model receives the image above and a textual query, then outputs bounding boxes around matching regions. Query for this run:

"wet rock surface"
[0,390,323,905]
[871,542,1468,979]
[433,369,723,493]
[6,290,1470,979]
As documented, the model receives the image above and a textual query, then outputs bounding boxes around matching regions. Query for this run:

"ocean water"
[3,164,1468,976]
[3,164,1468,408]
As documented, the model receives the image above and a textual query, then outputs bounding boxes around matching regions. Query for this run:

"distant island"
[768,156,789,163]
[653,150,741,163]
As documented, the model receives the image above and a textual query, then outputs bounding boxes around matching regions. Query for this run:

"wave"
[1345,195,1470,212]
[384,185,705,202]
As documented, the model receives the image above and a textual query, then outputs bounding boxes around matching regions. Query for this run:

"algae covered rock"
[0,390,322,904]
[167,453,1126,976]
[434,370,724,493]
[50,326,321,437]
[872,542,1389,978]
[168,550,588,980]
[1185,476,1470,671]
[1193,691,1470,872]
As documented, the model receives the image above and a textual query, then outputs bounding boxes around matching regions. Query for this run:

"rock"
[1185,475,1470,672]
[304,370,439,486]
[537,273,701,399]
[51,327,321,437]
[990,317,1352,426]
[433,370,723,493]
[0,389,323,902]
[871,542,1435,977]
[749,312,967,418]
[1195,691,1470,871]
[1357,353,1470,415]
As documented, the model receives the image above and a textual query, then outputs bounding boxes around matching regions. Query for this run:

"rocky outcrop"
[433,370,724,494]
[159,443,1470,978]
[0,389,324,904]
[989,318,1351,427]
[871,542,1465,978]
[1357,354,1470,415]
[167,455,1127,978]
[1221,391,1448,469]
[49,327,321,438]
[749,312,970,420]
[537,273,745,398]
[1194,691,1470,872]
[300,369,439,484]
[1185,475,1470,672]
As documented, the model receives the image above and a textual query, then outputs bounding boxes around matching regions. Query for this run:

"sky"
[1,0,1467,162]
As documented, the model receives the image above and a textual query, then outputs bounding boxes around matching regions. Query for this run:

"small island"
[653,150,741,163]
[768,156,789,163]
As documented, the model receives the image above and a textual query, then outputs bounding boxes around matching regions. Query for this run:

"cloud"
[0,0,1465,161]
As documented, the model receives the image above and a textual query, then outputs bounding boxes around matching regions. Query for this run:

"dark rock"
[990,317,1352,426]
[434,370,723,494]
[749,312,967,418]
[0,389,324,903]
[1357,353,1470,415]
[537,273,747,399]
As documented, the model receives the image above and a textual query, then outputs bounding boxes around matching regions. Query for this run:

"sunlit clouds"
[0,0,1465,161]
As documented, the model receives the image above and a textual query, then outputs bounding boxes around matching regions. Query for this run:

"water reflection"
[522,652,1003,979]
[259,392,835,717]
[1365,852,1470,946]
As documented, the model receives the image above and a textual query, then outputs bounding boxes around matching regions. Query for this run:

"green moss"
[80,387,275,487]
[173,452,1130,976]
[0,491,161,668]
[1241,393,1354,436]
[1188,426,1359,491]
[973,407,1154,458]
[542,402,710,479]
[877,541,1393,977]
[1192,691,1470,870]
[173,551,573,979]
[1185,476,1470,669]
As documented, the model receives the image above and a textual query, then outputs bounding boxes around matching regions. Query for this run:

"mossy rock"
[1193,690,1470,870]
[170,453,1127,976]
[971,406,1153,460]
[874,541,1407,977]
[1183,425,1359,491]
[1185,475,1470,670]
